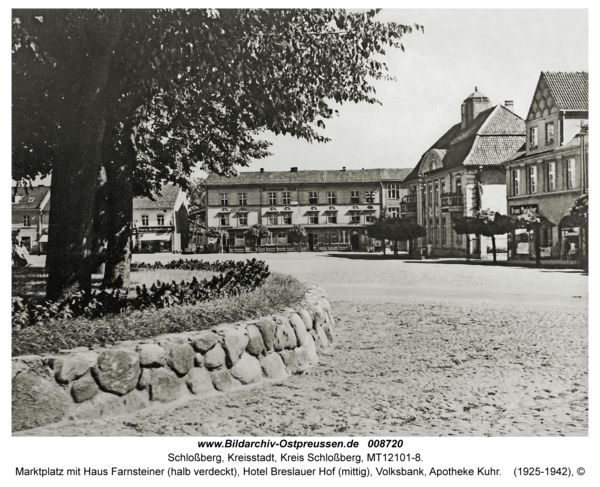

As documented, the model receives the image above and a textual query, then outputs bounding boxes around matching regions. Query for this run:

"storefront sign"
[510,204,539,215]
[137,226,174,233]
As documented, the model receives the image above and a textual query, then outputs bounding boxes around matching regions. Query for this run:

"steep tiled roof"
[133,184,181,209]
[405,104,526,179]
[205,168,413,186]
[11,185,50,209]
[543,72,588,111]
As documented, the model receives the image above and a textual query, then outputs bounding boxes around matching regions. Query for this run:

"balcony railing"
[400,194,418,215]
[440,192,463,209]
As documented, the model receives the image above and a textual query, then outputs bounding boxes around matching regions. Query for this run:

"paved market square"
[16,252,588,437]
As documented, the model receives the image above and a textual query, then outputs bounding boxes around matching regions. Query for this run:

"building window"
[456,178,462,195]
[547,162,555,191]
[350,191,360,204]
[282,213,292,225]
[22,215,30,227]
[277,232,288,245]
[308,214,318,224]
[528,166,537,194]
[327,192,336,204]
[441,180,446,194]
[529,126,538,149]
[512,169,520,196]
[364,214,375,224]
[308,192,318,204]
[567,159,576,189]
[434,183,439,203]
[282,192,291,205]
[365,191,375,203]
[142,214,149,226]
[238,214,248,226]
[545,122,555,145]
[340,230,349,244]
[389,207,400,218]
[238,193,247,205]
[388,184,399,199]
[235,235,246,246]
[428,186,433,206]
[350,212,360,224]
[157,214,165,225]
[268,214,278,225]
[220,214,230,226]
[442,217,447,245]
[268,192,277,205]
[220,193,228,206]
[327,213,337,224]
[266,232,276,245]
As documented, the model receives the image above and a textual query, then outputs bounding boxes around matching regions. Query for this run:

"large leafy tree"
[244,224,270,248]
[13,9,422,300]
[366,216,425,257]
[452,216,480,262]
[289,224,307,252]
[472,209,514,263]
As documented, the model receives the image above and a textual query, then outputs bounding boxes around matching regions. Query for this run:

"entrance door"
[308,233,318,251]
[350,232,360,251]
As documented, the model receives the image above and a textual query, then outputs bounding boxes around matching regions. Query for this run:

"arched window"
[330,231,339,244]
[277,232,288,245]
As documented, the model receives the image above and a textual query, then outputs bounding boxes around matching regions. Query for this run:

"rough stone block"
[246,324,265,356]
[210,369,241,392]
[194,353,205,368]
[137,344,166,367]
[12,373,71,432]
[260,353,288,380]
[71,371,100,403]
[304,332,320,362]
[219,328,249,368]
[204,343,226,370]
[230,353,263,385]
[92,350,140,396]
[149,368,186,402]
[315,323,329,348]
[294,346,311,369]
[289,313,308,347]
[192,331,219,353]
[163,342,196,376]
[186,367,215,396]
[52,352,98,383]
[254,319,276,351]
[279,350,301,373]
[298,309,314,331]
[317,297,331,312]
[312,304,326,327]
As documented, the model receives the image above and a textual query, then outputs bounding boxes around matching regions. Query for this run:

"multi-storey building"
[204,167,412,252]
[11,185,51,254]
[403,88,526,257]
[132,183,189,253]
[501,72,588,261]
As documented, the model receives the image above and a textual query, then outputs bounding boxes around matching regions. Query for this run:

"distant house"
[403,88,526,258]
[11,185,51,254]
[132,184,189,253]
[501,72,588,261]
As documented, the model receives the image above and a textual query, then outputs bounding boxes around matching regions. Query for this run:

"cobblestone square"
[17,253,588,437]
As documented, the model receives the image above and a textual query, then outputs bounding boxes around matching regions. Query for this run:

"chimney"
[462,87,491,129]
[342,167,346,171]
[260,168,264,172]
[290,167,298,172]
[504,100,514,112]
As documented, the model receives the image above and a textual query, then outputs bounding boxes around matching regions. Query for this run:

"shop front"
[135,226,174,253]
[558,215,581,261]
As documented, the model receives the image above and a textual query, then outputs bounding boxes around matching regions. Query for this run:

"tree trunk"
[466,236,471,262]
[408,238,413,258]
[45,13,123,301]
[102,157,134,288]
[393,240,398,256]
[492,235,497,263]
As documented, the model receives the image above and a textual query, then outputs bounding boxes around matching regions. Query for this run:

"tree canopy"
[12,8,423,299]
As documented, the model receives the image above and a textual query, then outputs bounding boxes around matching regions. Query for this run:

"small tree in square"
[288,224,307,252]
[472,209,514,263]
[244,224,269,249]
[452,216,480,262]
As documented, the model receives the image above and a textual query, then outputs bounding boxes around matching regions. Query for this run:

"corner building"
[403,89,526,258]
[204,167,412,252]
[501,72,588,261]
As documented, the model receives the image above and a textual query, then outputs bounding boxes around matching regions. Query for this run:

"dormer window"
[431,161,436,171]
[529,126,538,149]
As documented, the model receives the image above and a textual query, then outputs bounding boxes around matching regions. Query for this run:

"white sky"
[219,8,589,176]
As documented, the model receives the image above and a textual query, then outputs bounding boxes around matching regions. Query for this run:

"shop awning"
[38,235,48,243]
[139,232,172,241]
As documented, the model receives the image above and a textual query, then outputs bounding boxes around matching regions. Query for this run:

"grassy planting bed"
[12,260,307,357]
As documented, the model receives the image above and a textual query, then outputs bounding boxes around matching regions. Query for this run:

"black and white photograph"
[9,4,593,485]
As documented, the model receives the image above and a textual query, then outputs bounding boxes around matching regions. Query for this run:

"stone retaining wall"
[12,285,334,432]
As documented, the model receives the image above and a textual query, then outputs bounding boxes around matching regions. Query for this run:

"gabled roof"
[133,184,182,210]
[205,168,413,186]
[405,104,526,181]
[542,72,588,111]
[11,185,50,209]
